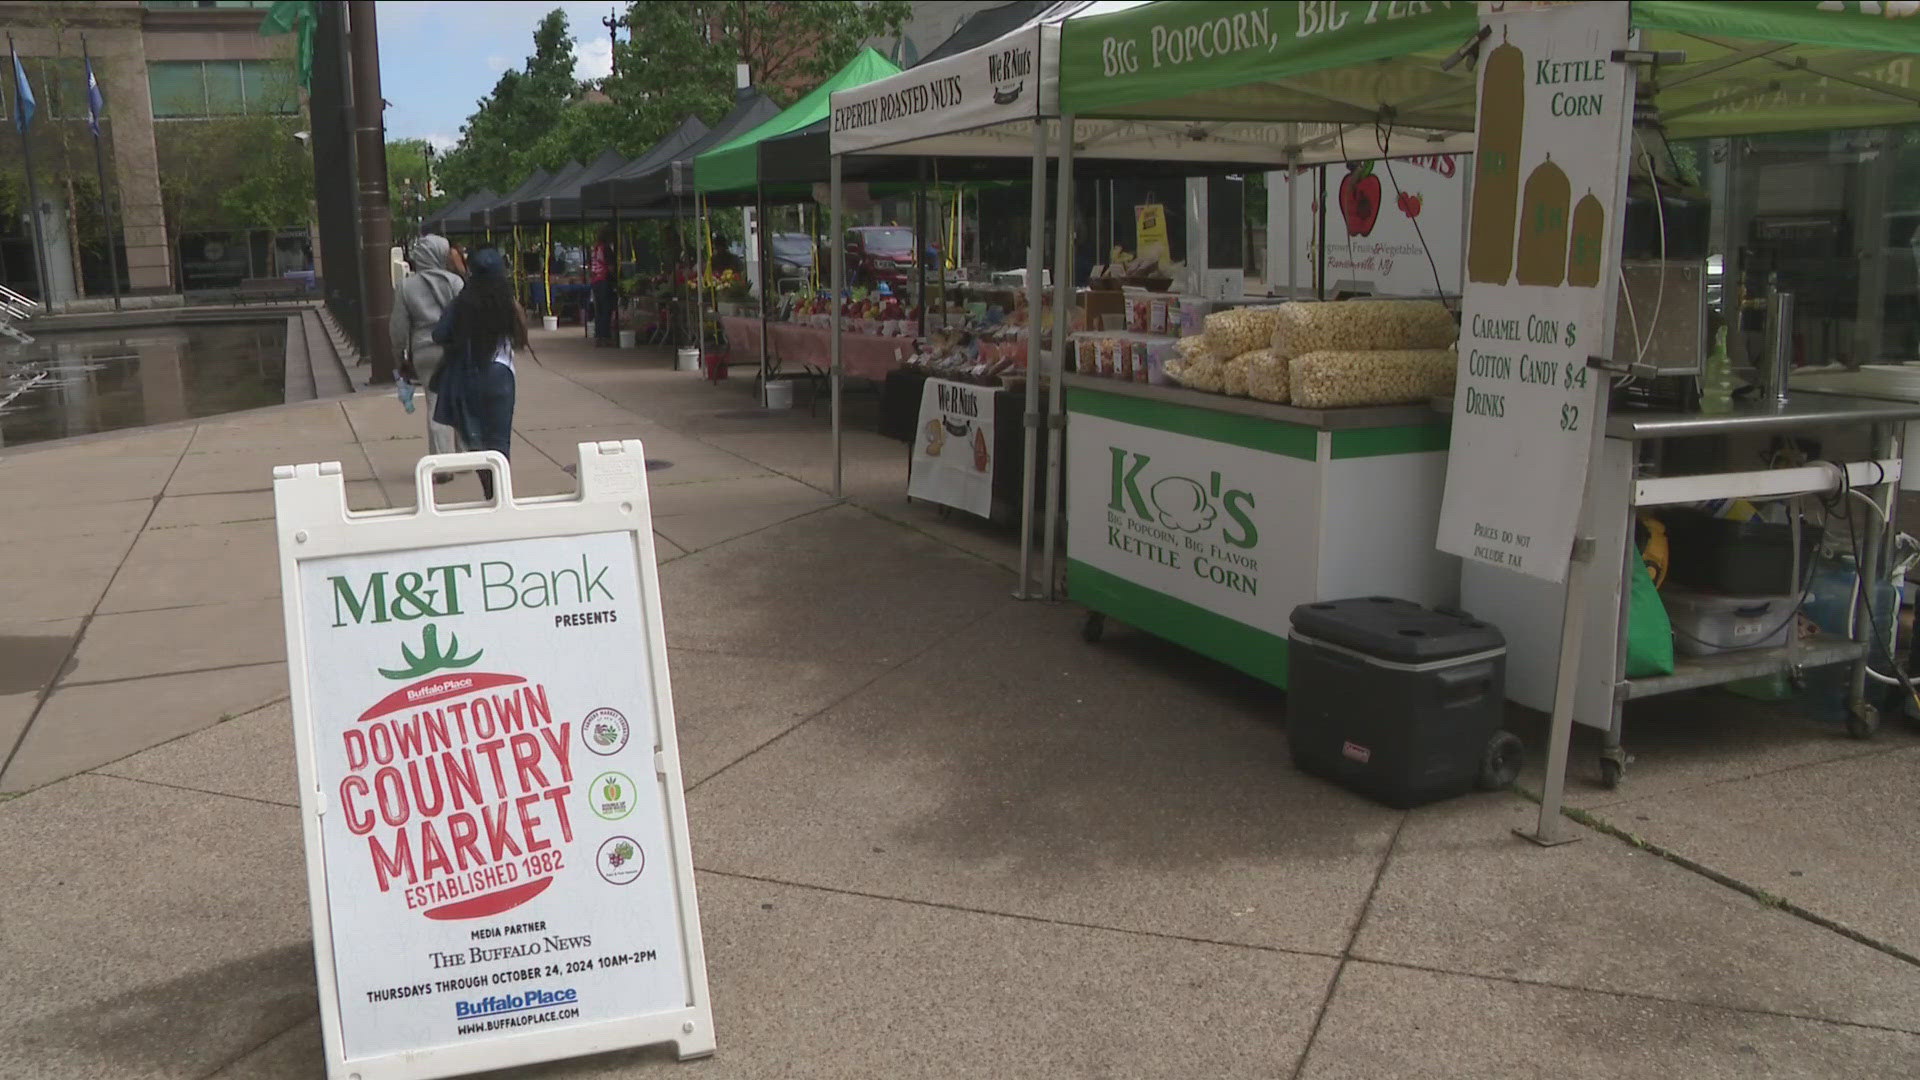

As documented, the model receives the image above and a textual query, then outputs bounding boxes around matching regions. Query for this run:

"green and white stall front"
[1064,374,1457,688]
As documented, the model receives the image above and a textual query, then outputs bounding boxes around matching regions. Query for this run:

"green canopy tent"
[691,48,902,196]
[1056,2,1920,147]
[688,49,901,397]
[1030,0,1920,596]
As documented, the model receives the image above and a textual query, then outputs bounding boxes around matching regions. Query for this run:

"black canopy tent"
[426,188,496,236]
[579,115,719,214]
[517,148,631,225]
[587,92,780,213]
[916,0,1052,63]
[508,159,590,228]
[469,168,552,234]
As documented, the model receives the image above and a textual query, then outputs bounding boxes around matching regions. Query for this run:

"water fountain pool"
[0,320,288,448]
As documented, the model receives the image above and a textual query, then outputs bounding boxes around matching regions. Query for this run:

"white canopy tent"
[824,0,1481,596]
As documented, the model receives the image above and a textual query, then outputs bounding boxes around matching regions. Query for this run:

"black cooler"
[1287,597,1519,809]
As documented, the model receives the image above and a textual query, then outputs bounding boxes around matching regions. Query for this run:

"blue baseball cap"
[470,248,507,278]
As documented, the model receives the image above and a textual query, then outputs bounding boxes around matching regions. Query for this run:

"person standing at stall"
[431,248,528,500]
[590,224,616,347]
[390,234,467,473]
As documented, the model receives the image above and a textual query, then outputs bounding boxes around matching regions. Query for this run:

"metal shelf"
[1623,634,1865,700]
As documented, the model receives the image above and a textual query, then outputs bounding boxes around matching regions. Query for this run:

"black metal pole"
[9,35,54,309]
[757,177,771,396]
[914,158,927,320]
[81,37,122,310]
[347,0,395,384]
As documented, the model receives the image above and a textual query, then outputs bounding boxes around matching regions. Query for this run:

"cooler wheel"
[1478,730,1524,791]
[1846,702,1881,741]
[1082,612,1106,643]
[1598,746,1630,790]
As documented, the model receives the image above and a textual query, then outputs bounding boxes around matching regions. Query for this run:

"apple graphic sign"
[1338,161,1383,238]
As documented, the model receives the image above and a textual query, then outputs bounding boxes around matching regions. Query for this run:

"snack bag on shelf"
[1204,305,1285,360]
[1176,355,1227,393]
[1288,348,1457,408]
[1223,353,1254,397]
[1270,299,1456,358]
[1246,351,1290,404]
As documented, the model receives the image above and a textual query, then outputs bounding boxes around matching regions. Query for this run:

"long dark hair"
[450,248,524,365]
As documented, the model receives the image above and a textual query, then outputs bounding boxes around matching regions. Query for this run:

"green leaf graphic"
[378,624,483,680]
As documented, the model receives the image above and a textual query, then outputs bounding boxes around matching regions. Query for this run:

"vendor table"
[769,324,910,381]
[718,316,764,364]
[1462,392,1920,788]
[1064,373,1455,688]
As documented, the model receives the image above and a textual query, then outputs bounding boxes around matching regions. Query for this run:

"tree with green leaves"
[598,1,910,153]
[434,9,580,198]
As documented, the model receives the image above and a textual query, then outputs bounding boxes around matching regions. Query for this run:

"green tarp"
[1057,0,1920,139]
[693,48,901,194]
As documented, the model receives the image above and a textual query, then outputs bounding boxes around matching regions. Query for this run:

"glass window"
[1692,125,1920,367]
[148,61,206,118]
[241,61,297,114]
[204,60,244,115]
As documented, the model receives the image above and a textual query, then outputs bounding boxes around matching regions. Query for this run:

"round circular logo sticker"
[590,771,636,821]
[596,836,644,885]
[582,708,630,755]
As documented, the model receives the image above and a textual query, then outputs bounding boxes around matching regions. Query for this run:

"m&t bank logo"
[1105,448,1261,595]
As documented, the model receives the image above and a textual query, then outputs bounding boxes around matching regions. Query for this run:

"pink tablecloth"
[766,324,910,381]
[719,316,765,362]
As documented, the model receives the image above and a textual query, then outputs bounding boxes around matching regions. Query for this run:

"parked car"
[771,233,816,277]
[844,226,919,289]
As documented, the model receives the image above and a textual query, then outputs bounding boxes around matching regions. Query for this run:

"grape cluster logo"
[596,836,644,885]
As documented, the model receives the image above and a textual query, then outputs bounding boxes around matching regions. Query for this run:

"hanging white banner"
[908,378,998,517]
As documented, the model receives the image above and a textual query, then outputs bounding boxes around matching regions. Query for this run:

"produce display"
[1270,299,1456,356]
[903,325,1033,385]
[1288,349,1457,409]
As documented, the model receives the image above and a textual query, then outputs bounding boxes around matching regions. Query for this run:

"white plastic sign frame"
[273,445,715,1080]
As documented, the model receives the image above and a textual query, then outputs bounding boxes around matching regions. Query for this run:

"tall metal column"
[348,0,394,384]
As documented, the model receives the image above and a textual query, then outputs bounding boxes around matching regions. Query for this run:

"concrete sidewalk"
[2,330,1918,1078]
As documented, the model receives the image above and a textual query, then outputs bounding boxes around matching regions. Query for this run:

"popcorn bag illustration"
[1467,27,1524,285]
[1566,190,1605,288]
[1515,155,1570,288]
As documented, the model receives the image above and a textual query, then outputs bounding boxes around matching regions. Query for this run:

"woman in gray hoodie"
[390,234,467,460]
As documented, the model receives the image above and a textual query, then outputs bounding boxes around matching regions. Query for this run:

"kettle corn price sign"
[274,444,713,1080]
[1437,1,1632,584]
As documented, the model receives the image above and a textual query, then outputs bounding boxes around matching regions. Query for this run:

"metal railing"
[0,284,40,345]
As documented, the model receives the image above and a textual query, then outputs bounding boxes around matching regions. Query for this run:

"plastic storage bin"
[1662,590,1796,657]
[1287,597,1520,809]
[1662,510,1822,595]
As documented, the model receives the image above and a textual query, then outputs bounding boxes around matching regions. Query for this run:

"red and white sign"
[276,446,713,1080]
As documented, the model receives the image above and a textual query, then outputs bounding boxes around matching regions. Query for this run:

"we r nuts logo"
[988,46,1031,105]
[1105,448,1262,596]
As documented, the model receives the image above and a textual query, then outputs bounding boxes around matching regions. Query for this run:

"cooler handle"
[1733,603,1771,618]
[1435,662,1494,709]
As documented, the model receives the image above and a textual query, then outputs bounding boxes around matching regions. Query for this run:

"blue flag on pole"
[10,46,33,133]
[84,55,103,137]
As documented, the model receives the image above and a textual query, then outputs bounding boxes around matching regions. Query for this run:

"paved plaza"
[2,330,1917,1078]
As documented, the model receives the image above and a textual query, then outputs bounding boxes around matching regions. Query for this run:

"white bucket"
[763,378,794,410]
[617,330,636,349]
[676,347,701,372]
[541,315,559,332]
